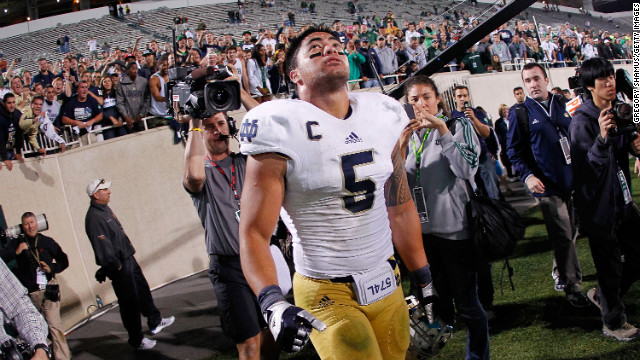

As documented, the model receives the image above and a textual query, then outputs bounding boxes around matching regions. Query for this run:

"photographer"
[569,58,640,342]
[0,259,50,360]
[0,212,70,359]
[180,72,279,359]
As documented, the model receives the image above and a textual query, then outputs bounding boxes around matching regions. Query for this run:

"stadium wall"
[0,65,632,330]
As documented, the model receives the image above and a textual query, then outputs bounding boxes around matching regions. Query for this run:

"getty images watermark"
[634,3,639,124]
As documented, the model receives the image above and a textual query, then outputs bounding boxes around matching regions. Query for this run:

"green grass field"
[210,164,640,360]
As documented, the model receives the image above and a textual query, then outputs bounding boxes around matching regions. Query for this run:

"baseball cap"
[377,36,385,41]
[242,30,251,36]
[176,34,186,41]
[124,53,135,60]
[143,49,154,56]
[86,179,111,197]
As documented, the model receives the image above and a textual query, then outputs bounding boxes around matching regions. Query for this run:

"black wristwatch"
[34,343,51,358]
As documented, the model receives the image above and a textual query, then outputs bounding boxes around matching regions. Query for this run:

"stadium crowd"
[1,1,638,359]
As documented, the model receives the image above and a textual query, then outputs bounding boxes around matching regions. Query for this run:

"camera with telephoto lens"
[607,69,637,138]
[1,214,48,243]
[167,64,241,118]
[607,100,635,137]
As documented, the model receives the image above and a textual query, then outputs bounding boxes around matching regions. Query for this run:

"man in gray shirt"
[182,95,281,358]
[374,36,398,85]
[490,33,511,64]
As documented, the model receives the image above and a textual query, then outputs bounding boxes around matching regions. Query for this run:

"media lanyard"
[207,157,240,208]
[412,129,431,182]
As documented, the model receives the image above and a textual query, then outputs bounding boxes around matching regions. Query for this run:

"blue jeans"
[478,155,500,200]
[361,78,379,88]
[423,235,490,360]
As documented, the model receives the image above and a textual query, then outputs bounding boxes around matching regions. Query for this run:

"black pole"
[387,0,537,99]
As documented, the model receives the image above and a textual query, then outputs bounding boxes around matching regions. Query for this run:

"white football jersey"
[240,92,409,279]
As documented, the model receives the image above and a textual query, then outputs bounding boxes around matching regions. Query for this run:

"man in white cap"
[84,179,175,350]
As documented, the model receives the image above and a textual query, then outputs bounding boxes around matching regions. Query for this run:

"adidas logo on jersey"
[318,295,335,308]
[344,132,363,144]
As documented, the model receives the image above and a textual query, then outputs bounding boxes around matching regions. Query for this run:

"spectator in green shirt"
[460,46,486,74]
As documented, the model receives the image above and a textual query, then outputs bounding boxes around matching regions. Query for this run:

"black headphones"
[227,116,238,137]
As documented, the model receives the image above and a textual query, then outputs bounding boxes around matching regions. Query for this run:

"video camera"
[167,65,241,118]
[569,68,636,137]
[0,213,48,244]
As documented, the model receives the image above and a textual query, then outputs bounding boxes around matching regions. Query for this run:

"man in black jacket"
[85,179,175,350]
[0,93,24,171]
[1,212,71,359]
[569,58,640,342]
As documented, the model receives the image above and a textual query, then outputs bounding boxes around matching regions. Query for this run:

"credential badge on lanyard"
[559,134,571,164]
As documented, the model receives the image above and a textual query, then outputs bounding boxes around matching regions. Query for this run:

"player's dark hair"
[513,86,523,93]
[578,57,614,90]
[284,26,340,75]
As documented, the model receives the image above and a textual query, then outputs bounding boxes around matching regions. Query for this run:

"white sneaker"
[138,337,157,350]
[151,316,175,335]
[603,322,640,342]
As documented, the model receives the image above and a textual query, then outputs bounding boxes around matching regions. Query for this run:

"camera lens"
[209,87,230,107]
[615,103,631,121]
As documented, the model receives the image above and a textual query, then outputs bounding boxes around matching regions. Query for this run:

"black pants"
[499,150,513,177]
[111,256,161,348]
[587,206,640,329]
[423,235,490,360]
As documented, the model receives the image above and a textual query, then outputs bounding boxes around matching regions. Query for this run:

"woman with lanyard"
[247,44,272,103]
[400,75,489,360]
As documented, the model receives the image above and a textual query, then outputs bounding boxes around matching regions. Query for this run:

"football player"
[237,27,434,358]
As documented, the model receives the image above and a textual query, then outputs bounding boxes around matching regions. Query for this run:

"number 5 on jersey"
[340,150,375,214]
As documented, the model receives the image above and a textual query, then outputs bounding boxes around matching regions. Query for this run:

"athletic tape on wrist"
[258,284,287,314]
[412,264,432,286]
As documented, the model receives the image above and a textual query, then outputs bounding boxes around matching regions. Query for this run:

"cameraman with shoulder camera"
[180,73,278,359]
[569,58,640,342]
[0,259,50,360]
[0,212,70,359]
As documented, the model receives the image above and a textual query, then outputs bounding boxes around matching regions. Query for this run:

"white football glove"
[264,301,326,353]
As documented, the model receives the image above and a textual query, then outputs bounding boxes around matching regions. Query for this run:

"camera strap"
[207,157,240,208]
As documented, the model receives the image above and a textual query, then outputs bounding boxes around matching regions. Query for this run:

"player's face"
[291,32,349,88]
[21,216,39,238]
[407,83,440,117]
[589,74,616,103]
[522,67,549,102]
[203,113,230,155]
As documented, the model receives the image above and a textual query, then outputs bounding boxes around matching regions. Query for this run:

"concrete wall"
[0,127,212,330]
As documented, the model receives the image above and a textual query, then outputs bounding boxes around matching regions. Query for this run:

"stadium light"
[3,8,7,13]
